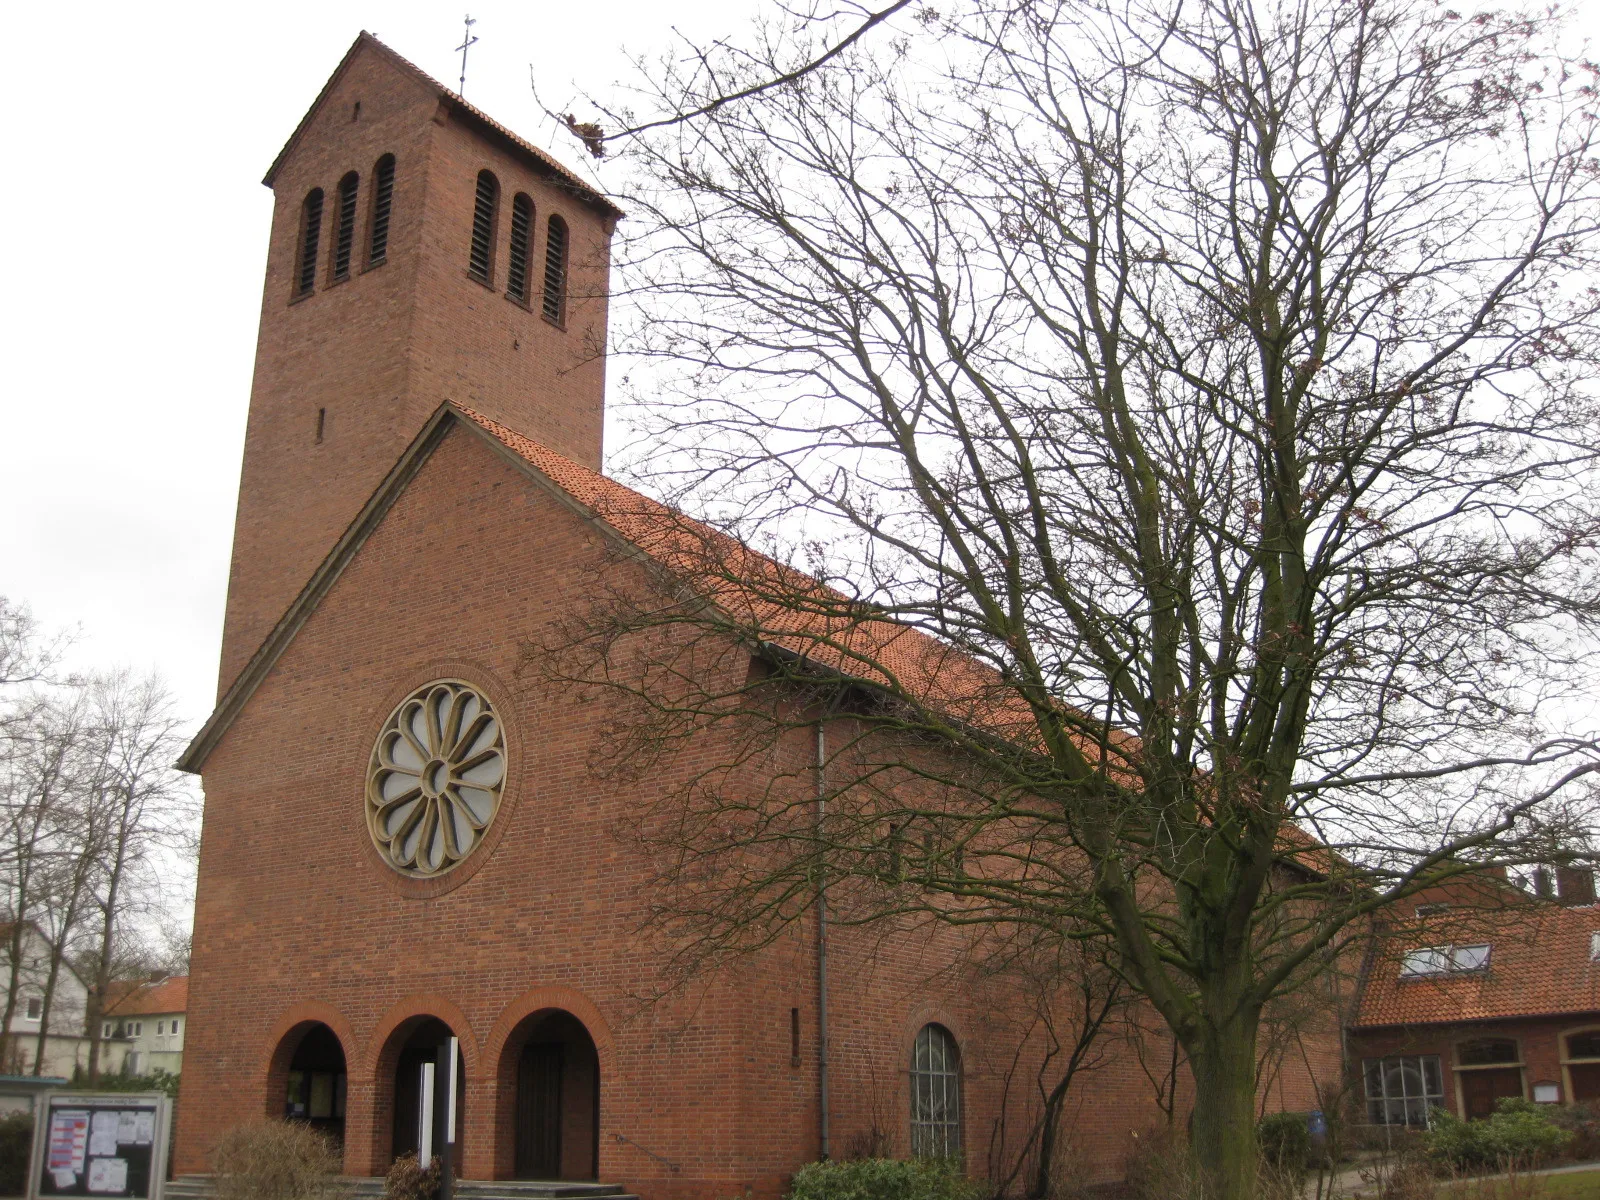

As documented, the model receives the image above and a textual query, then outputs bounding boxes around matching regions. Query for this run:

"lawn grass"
[1431,1165,1600,1199]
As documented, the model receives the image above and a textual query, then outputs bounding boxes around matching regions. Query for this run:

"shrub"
[211,1121,345,1200]
[786,1157,983,1200]
[0,1111,33,1196]
[1122,1127,1203,1200]
[1545,1101,1600,1161]
[383,1153,440,1200]
[1424,1099,1572,1171]
[1256,1112,1311,1171]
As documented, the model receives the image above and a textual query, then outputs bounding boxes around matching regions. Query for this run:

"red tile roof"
[1354,903,1600,1027]
[459,405,1136,768]
[104,976,188,1018]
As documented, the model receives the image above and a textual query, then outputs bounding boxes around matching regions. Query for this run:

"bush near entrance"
[1424,1099,1573,1170]
[786,1157,983,1200]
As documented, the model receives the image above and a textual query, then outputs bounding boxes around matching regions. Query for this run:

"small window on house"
[1400,944,1490,978]
[910,1023,961,1158]
[132,1021,142,1037]
[1458,1038,1518,1066]
[1568,1031,1600,1060]
[331,171,359,281]
[172,1018,180,1035]
[468,169,499,283]
[1364,1055,1444,1126]
[25,998,41,1020]
[1415,903,1449,917]
[369,154,395,266]
[1400,947,1450,977]
[506,194,534,302]
[156,1020,164,1036]
[102,1022,111,1039]
[296,189,325,297]
[541,214,568,324]
[1453,944,1491,972]
[1591,931,1600,962]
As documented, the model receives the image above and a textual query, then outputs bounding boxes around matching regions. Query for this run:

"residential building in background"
[104,976,189,1077]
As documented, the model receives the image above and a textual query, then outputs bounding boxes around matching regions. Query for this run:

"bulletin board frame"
[26,1091,171,1200]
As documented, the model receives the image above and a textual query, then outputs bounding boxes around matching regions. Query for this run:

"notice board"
[27,1092,171,1200]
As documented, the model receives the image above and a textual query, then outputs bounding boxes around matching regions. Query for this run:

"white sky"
[3,0,1599,739]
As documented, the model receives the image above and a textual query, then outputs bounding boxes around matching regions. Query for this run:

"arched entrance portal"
[279,1023,348,1143]
[389,1017,466,1165]
[508,1011,599,1181]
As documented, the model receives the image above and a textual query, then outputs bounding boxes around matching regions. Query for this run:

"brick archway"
[359,995,482,1177]
[483,986,618,1181]
[263,1003,360,1172]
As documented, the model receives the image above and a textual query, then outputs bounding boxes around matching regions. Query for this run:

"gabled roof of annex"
[1352,895,1600,1028]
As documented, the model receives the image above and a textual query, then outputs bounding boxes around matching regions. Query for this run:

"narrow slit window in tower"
[506,194,534,302]
[332,172,359,281]
[469,170,499,283]
[368,155,395,266]
[542,215,568,324]
[297,188,324,297]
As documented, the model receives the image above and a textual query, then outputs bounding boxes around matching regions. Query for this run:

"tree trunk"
[1189,1023,1261,1200]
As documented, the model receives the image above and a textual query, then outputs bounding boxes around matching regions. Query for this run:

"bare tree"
[542,1,1600,1195]
[77,671,193,1082]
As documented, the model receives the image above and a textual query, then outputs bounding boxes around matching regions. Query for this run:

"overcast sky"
[4,0,1600,738]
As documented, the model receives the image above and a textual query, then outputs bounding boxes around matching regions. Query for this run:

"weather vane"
[455,15,479,96]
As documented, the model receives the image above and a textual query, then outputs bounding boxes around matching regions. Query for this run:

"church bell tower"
[217,32,619,691]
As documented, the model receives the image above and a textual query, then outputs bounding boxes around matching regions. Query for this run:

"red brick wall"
[1349,1014,1600,1119]
[216,39,611,693]
[181,426,1342,1197]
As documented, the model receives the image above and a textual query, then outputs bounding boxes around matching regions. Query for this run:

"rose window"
[367,681,506,877]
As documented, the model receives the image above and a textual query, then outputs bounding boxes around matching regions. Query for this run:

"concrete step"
[167,1177,638,1200]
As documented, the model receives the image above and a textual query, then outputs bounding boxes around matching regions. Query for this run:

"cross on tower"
[455,15,479,96]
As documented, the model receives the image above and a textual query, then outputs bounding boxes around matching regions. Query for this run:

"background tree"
[547,0,1600,1195]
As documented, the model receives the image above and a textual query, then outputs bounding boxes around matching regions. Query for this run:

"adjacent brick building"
[174,33,1341,1198]
[1347,867,1600,1126]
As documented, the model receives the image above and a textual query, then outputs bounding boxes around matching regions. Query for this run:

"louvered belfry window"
[506,194,534,302]
[297,189,324,297]
[368,154,395,266]
[909,1024,961,1159]
[332,172,359,281]
[541,214,568,323]
[468,170,499,283]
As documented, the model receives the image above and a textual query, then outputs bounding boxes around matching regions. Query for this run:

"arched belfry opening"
[274,1022,349,1144]
[503,1010,599,1181]
[386,1017,466,1166]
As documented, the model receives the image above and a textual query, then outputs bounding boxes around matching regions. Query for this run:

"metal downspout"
[816,718,831,1160]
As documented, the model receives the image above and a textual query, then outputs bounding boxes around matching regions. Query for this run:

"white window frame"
[1400,943,1491,978]
[1364,1055,1445,1127]
[24,997,41,1021]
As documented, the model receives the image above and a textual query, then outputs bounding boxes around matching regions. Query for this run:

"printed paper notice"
[89,1111,119,1157]
[116,1111,138,1144]
[46,1108,90,1177]
[131,1111,154,1144]
[87,1157,128,1194]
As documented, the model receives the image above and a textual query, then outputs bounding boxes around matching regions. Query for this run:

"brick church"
[174,33,1340,1199]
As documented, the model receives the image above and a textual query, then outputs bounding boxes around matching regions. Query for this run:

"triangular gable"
[262,32,622,220]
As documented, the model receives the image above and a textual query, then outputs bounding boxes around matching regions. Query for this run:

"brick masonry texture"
[180,37,1342,1199]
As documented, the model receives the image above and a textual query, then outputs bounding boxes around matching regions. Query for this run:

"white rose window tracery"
[367,681,506,877]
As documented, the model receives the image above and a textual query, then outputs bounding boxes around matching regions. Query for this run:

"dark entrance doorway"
[1460,1068,1523,1120]
[512,1011,598,1180]
[391,1017,465,1165]
[1572,1062,1600,1103]
[283,1024,347,1143]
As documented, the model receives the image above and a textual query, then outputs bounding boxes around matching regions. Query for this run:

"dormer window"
[296,188,325,297]
[369,155,395,266]
[1415,903,1449,917]
[331,171,359,282]
[469,170,499,284]
[1591,931,1600,962]
[1400,944,1491,978]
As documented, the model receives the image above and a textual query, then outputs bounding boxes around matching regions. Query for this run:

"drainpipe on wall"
[816,718,831,1161]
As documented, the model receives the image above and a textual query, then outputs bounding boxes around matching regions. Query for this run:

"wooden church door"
[515,1043,565,1178]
